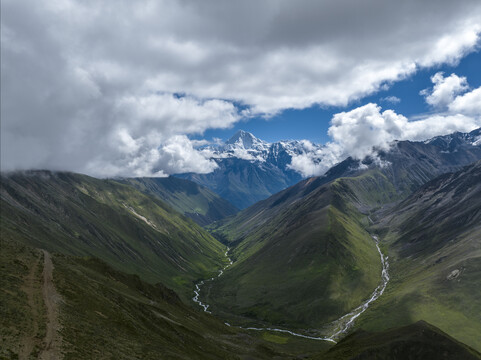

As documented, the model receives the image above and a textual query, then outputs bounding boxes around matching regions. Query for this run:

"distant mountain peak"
[424,127,481,150]
[225,130,267,149]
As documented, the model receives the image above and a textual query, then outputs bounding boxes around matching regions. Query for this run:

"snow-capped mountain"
[224,130,270,152]
[203,130,322,166]
[175,131,319,209]
[425,128,481,150]
[176,128,481,209]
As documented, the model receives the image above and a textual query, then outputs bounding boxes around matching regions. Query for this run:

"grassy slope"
[205,170,396,330]
[357,161,481,352]
[120,177,238,226]
[0,240,47,359]
[1,238,332,359]
[207,157,481,350]
[3,238,478,359]
[0,171,226,300]
[318,321,481,360]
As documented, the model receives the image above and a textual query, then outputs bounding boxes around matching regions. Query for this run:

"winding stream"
[192,248,233,313]
[327,236,390,340]
[193,236,389,343]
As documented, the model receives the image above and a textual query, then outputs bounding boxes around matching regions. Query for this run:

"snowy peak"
[224,130,268,150]
[205,127,481,175]
[209,130,321,165]
[425,128,481,151]
[199,130,324,166]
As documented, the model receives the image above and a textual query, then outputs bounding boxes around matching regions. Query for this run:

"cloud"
[328,104,407,160]
[82,132,220,178]
[288,143,344,177]
[155,136,219,175]
[2,0,481,176]
[381,96,401,104]
[421,72,469,108]
[116,94,239,136]
[328,102,479,151]
[448,87,481,116]
[289,78,481,176]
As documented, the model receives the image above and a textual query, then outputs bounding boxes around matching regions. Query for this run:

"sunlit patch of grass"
[262,332,289,344]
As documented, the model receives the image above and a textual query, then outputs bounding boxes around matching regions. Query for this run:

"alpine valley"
[1,128,481,359]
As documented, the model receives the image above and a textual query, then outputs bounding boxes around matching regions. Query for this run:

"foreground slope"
[320,321,481,360]
[120,176,238,226]
[358,160,481,352]
[0,171,225,299]
[0,238,308,359]
[3,238,476,359]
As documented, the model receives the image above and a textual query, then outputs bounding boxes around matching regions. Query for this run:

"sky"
[2,0,481,177]
[200,50,481,144]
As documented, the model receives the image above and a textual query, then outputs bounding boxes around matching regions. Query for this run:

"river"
[192,236,389,343]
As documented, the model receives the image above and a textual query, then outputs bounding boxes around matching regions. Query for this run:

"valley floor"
[192,235,390,344]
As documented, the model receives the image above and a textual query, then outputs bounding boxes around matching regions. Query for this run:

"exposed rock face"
[447,269,461,280]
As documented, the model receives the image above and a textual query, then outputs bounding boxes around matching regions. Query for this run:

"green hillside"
[319,321,481,360]
[0,171,226,300]
[1,238,327,359]
[1,156,480,357]
[5,237,474,359]
[1,163,480,358]
[205,171,396,330]
[205,159,481,354]
[120,176,238,226]
[357,161,481,352]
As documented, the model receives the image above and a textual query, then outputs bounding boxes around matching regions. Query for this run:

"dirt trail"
[19,252,42,359]
[38,250,63,360]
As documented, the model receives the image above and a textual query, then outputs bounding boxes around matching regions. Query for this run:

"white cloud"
[381,96,401,104]
[289,79,481,176]
[449,87,481,116]
[155,136,219,175]
[83,133,220,178]
[328,104,407,160]
[91,93,240,176]
[421,72,469,108]
[2,0,481,176]
[116,94,239,135]
[288,143,344,177]
[1,88,238,176]
[288,153,325,178]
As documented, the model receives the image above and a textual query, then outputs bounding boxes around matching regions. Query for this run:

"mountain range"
[176,128,481,209]
[176,130,311,209]
[358,159,481,350]
[0,171,226,300]
[119,176,238,226]
[1,128,481,358]
[205,128,481,350]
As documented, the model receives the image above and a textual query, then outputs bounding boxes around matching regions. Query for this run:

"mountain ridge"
[0,170,227,300]
[175,130,316,208]
[2,133,481,357]
[118,176,238,226]
[356,160,481,352]
[177,128,481,209]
